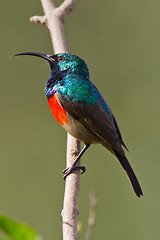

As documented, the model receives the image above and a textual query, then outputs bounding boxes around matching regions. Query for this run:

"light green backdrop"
[1,0,160,239]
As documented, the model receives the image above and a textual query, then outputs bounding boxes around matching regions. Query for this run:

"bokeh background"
[1,0,160,239]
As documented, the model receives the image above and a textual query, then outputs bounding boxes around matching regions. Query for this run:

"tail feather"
[114,150,143,197]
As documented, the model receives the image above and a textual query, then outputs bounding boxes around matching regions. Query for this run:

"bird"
[14,52,143,197]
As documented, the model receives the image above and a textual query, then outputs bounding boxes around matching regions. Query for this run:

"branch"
[30,0,80,239]
[85,190,97,240]
[30,15,47,25]
[58,0,77,22]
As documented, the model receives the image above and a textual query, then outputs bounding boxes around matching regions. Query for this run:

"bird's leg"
[63,144,90,180]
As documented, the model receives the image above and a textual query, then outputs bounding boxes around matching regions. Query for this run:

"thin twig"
[30,0,80,240]
[85,190,97,240]
[30,15,47,25]
[58,0,78,23]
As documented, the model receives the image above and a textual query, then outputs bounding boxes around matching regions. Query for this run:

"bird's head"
[14,52,89,76]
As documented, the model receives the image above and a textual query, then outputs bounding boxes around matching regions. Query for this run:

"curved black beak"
[13,52,54,68]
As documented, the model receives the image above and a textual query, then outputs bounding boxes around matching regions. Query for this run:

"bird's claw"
[63,164,86,180]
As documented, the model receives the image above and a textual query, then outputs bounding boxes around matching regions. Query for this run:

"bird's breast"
[47,94,99,143]
[48,94,69,126]
[63,114,101,144]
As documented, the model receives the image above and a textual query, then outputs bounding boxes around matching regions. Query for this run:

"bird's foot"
[63,164,86,180]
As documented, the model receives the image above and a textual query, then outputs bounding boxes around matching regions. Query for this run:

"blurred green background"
[1,0,160,239]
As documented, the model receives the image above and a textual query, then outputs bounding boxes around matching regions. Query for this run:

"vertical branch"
[30,1,80,239]
[62,136,81,239]
[85,190,97,240]
[40,0,68,53]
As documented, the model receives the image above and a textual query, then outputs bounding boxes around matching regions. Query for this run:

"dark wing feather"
[56,92,125,156]
[112,114,129,151]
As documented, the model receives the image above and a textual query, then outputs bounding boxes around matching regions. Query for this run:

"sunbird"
[14,52,143,197]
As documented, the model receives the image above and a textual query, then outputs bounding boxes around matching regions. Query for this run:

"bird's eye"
[58,56,64,61]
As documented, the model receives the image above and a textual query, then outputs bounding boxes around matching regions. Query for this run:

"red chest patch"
[48,95,68,126]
